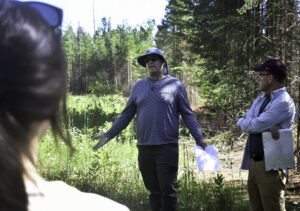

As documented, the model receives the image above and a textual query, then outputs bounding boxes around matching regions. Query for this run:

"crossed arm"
[236,99,292,139]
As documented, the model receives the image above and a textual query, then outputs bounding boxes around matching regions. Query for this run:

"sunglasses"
[144,57,160,64]
[12,1,63,28]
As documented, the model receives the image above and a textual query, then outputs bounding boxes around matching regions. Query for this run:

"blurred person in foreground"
[236,59,297,211]
[0,0,129,210]
[93,47,207,211]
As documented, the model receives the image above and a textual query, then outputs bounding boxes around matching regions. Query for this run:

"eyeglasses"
[258,73,271,77]
[12,1,63,28]
[145,57,159,64]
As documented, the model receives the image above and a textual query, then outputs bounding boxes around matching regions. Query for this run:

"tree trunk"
[296,52,300,171]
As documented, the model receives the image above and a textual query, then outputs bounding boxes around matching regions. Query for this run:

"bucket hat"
[137,48,168,75]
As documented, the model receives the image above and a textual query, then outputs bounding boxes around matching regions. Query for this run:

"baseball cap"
[253,59,287,79]
[137,48,168,75]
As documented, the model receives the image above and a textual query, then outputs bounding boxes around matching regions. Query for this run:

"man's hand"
[269,126,280,140]
[196,139,208,150]
[93,134,110,150]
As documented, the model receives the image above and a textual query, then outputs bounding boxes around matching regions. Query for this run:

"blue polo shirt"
[105,76,204,146]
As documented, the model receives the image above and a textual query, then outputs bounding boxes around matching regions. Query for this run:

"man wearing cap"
[236,59,297,211]
[93,47,207,210]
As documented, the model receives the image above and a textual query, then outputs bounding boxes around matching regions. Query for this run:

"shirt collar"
[262,87,286,99]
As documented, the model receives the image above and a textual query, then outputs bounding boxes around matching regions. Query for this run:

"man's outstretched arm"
[93,134,110,150]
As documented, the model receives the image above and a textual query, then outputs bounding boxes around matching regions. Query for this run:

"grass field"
[37,94,251,210]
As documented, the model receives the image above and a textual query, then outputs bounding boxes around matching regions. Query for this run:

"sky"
[20,0,168,34]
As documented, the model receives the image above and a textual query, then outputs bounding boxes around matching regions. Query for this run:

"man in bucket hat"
[236,59,297,211]
[93,47,207,210]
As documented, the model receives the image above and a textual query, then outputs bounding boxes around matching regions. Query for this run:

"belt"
[251,154,264,161]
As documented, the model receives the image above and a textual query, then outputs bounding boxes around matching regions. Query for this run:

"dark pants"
[138,144,179,211]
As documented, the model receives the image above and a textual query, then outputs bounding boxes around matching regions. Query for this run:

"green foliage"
[160,0,299,114]
[62,20,155,95]
[67,94,127,129]
[38,129,250,210]
[157,0,277,127]
[177,172,249,210]
[38,127,148,209]
[88,80,120,96]
[178,141,250,210]
[193,65,256,120]
[37,94,250,210]
[62,26,78,77]
[237,0,264,14]
[67,94,136,142]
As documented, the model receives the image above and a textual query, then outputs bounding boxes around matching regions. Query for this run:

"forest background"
[63,0,300,166]
[40,0,300,210]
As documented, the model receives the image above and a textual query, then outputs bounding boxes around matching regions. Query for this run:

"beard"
[150,70,162,78]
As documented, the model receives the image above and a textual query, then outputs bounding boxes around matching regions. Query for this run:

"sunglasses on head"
[12,1,63,28]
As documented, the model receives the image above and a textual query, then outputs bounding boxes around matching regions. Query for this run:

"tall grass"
[67,94,127,129]
[38,127,150,210]
[37,94,250,210]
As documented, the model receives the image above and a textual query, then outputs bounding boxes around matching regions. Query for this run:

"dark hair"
[271,73,285,84]
[0,0,72,210]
